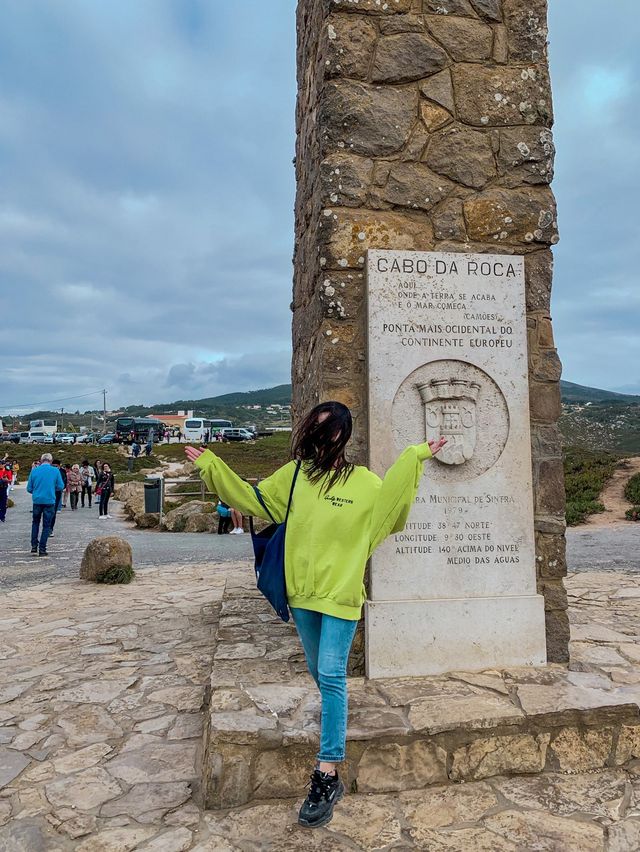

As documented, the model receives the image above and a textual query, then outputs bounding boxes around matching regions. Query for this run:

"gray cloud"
[0,0,638,416]
[548,0,640,393]
[0,0,296,413]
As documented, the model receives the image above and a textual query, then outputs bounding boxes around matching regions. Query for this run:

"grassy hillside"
[2,443,158,482]
[156,432,291,479]
[560,380,640,404]
[559,402,640,454]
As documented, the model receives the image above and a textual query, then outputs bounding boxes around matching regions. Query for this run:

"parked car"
[75,433,96,444]
[98,433,117,444]
[6,433,22,444]
[220,428,255,442]
[54,433,76,444]
[29,432,54,444]
[18,432,31,444]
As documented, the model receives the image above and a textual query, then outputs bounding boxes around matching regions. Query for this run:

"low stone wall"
[203,575,640,810]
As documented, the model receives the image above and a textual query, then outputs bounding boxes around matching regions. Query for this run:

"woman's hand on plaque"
[185,446,206,462]
[428,437,448,456]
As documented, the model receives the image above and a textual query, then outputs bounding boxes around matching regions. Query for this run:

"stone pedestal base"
[203,572,640,810]
[365,595,547,679]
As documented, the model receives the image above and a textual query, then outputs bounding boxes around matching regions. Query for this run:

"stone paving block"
[549,727,614,772]
[358,740,448,792]
[450,733,549,781]
[0,747,30,788]
[45,767,123,810]
[492,770,629,820]
[482,809,605,851]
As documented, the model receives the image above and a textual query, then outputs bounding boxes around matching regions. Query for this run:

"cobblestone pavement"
[2,564,640,849]
[0,485,252,591]
[566,525,640,574]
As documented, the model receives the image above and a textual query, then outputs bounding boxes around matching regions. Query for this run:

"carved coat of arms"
[417,379,480,465]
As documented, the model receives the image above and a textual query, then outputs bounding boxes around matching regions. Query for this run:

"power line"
[1,390,107,410]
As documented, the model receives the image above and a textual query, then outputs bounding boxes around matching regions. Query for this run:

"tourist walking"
[216,500,233,534]
[97,463,115,518]
[59,463,69,508]
[80,460,95,507]
[230,507,244,534]
[67,464,83,510]
[27,453,65,556]
[10,459,19,490]
[186,401,446,828]
[0,461,11,522]
[145,437,153,456]
[49,460,65,536]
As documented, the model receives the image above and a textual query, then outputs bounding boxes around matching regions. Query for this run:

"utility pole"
[102,389,107,434]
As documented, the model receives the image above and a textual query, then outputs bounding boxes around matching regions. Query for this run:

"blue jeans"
[291,607,358,763]
[31,504,55,552]
[50,490,63,531]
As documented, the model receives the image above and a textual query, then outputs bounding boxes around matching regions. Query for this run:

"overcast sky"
[0,0,638,415]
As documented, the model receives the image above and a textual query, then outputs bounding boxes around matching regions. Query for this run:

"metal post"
[159,477,164,526]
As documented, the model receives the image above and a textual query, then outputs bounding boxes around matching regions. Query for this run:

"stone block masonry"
[203,572,640,810]
[293,0,567,662]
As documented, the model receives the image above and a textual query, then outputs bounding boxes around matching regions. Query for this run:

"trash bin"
[144,476,163,514]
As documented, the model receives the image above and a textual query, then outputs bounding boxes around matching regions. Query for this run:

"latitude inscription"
[365,249,547,679]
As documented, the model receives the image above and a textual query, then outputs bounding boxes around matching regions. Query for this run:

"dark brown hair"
[291,401,355,491]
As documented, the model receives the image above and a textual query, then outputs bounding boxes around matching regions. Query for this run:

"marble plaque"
[365,249,546,678]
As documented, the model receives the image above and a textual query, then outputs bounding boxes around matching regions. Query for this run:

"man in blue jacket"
[27,453,65,557]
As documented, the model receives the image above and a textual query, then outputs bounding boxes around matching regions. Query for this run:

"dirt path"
[586,455,640,527]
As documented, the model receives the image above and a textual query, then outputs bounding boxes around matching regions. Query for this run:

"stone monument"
[366,248,547,676]
[293,0,568,666]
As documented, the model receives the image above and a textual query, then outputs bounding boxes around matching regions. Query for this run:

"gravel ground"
[3,483,639,590]
[566,523,640,573]
[0,484,253,591]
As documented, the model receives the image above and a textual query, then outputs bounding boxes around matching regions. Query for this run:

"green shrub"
[624,473,640,505]
[564,447,620,526]
[566,500,605,526]
[625,506,640,522]
[97,564,135,584]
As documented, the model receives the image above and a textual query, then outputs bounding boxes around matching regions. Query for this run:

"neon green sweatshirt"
[195,443,433,621]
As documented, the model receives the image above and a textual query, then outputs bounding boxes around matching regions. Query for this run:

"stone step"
[202,578,640,810]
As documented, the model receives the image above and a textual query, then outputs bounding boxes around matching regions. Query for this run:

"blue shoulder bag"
[249,461,301,622]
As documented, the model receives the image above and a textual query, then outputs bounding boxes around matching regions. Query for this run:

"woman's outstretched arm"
[368,438,446,557]
[187,446,294,522]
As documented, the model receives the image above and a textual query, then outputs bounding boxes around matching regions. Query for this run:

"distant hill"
[7,380,640,453]
[119,384,294,429]
[159,384,293,409]
[560,380,640,404]
[559,382,640,454]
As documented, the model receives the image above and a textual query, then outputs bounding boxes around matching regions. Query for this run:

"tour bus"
[115,417,165,444]
[30,419,58,435]
[183,418,232,442]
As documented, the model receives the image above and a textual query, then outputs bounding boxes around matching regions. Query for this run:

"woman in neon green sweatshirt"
[186,401,445,829]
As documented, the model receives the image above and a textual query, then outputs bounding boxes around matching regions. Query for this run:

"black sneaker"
[298,770,344,829]
[38,551,48,557]
[30,547,38,554]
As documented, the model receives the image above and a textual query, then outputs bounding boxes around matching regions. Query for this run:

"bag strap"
[252,461,301,527]
[284,461,301,524]
[253,486,276,524]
